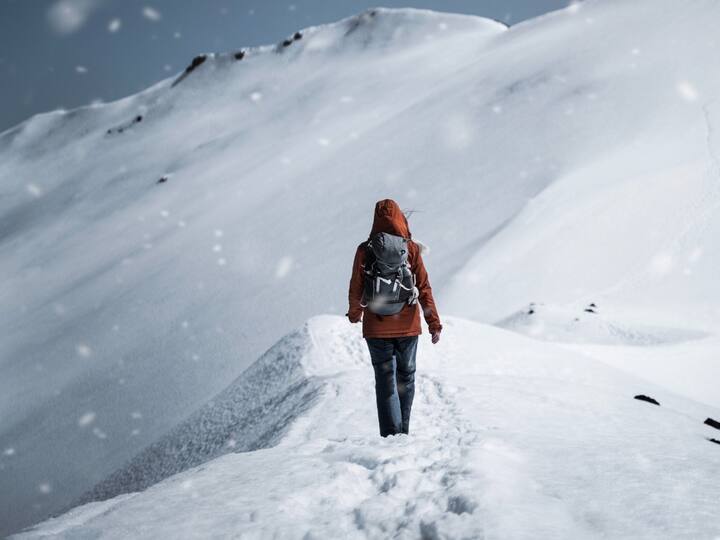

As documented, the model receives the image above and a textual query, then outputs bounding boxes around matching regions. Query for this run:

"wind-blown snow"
[2,0,720,536]
[14,316,720,539]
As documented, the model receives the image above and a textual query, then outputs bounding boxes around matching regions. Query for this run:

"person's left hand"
[431,331,441,344]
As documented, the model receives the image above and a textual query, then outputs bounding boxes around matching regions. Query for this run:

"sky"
[0,0,571,133]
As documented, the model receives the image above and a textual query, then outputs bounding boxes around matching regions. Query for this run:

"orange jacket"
[347,199,443,338]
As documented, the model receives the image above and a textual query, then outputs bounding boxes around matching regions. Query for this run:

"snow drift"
[2,0,720,535]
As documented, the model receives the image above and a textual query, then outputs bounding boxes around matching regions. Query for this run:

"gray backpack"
[361,232,419,315]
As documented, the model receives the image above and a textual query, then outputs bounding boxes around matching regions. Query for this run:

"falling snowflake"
[142,6,161,21]
[250,92,263,102]
[47,0,99,34]
[275,256,293,278]
[92,427,107,439]
[78,412,96,427]
[75,65,88,74]
[677,81,699,102]
[214,229,224,238]
[76,344,92,358]
[317,138,331,146]
[38,482,52,494]
[3,448,15,456]
[108,18,121,33]
[27,183,43,197]
[131,411,143,419]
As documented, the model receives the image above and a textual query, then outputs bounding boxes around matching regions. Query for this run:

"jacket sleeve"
[413,246,443,334]
[347,245,365,322]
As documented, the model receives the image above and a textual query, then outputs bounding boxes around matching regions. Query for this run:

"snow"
[107,19,122,34]
[46,0,101,35]
[141,6,162,22]
[13,316,720,539]
[2,0,720,536]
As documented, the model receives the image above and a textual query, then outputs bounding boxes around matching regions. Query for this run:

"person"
[346,199,442,437]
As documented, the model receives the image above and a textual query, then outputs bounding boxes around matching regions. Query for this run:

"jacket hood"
[369,199,411,239]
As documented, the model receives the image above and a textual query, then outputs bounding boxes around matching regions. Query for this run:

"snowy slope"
[14,316,720,539]
[2,0,720,535]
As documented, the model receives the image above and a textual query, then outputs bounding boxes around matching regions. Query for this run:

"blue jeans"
[365,336,418,437]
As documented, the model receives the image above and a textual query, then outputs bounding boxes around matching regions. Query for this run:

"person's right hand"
[431,331,441,344]
[346,312,362,324]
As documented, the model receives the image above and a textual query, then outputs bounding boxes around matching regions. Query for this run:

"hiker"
[346,199,442,437]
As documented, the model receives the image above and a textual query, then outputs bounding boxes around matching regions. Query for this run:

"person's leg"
[393,336,418,435]
[365,337,402,437]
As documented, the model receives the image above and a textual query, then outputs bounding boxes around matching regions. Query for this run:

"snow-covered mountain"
[2,0,720,537]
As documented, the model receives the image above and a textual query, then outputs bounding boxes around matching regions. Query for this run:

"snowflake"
[27,183,43,197]
[142,6,161,21]
[78,412,96,427]
[76,344,92,358]
[275,256,293,278]
[108,18,121,33]
[677,81,699,102]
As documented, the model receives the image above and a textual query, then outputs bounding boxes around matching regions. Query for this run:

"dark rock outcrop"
[634,394,660,406]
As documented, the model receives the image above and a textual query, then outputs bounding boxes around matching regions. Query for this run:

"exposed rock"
[106,114,143,135]
[634,394,660,406]
[171,55,208,88]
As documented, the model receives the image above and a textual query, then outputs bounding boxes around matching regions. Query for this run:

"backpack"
[360,232,419,315]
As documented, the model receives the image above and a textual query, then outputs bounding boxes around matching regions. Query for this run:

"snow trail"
[17,316,720,539]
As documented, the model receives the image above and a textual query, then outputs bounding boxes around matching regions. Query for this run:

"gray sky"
[0,0,570,133]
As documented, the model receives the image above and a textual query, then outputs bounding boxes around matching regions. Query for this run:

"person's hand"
[431,330,441,344]
[346,312,362,324]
